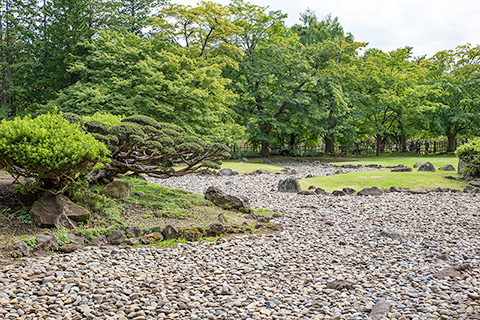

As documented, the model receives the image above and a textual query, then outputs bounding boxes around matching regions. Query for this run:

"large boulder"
[205,186,252,213]
[278,177,301,193]
[418,162,435,172]
[458,159,468,174]
[357,187,383,196]
[30,193,91,229]
[439,164,455,171]
[100,180,131,199]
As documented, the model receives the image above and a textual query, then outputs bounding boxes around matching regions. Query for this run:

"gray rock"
[35,233,58,251]
[89,234,107,246]
[434,267,461,279]
[391,167,412,172]
[297,190,316,195]
[125,226,142,238]
[464,185,480,193]
[217,168,239,176]
[418,162,435,172]
[100,180,131,199]
[8,240,30,257]
[308,185,316,190]
[389,186,404,192]
[277,178,301,193]
[439,164,455,171]
[162,224,178,239]
[205,186,252,213]
[180,228,203,241]
[107,230,125,245]
[58,243,81,253]
[368,301,391,320]
[357,187,383,196]
[206,223,225,236]
[240,157,249,163]
[342,188,356,195]
[332,190,346,196]
[413,161,424,168]
[379,230,405,239]
[326,280,354,290]
[30,193,91,229]
[470,180,480,187]
[314,188,328,195]
[458,159,468,174]
[263,159,273,164]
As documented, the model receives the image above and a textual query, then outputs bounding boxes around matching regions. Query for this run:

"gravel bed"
[1,164,479,320]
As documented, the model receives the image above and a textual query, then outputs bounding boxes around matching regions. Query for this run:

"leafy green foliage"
[456,137,480,177]
[45,30,243,143]
[0,112,109,193]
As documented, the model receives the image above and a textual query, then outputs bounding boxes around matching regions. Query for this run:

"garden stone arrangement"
[1,163,480,320]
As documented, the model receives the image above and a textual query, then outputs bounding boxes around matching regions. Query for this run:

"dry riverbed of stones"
[1,163,480,320]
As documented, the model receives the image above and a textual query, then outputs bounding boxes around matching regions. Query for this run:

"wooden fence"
[231,139,459,156]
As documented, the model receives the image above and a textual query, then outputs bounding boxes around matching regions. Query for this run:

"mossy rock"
[100,180,131,199]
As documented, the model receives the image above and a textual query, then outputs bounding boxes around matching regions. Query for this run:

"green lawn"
[333,155,459,169]
[300,155,467,192]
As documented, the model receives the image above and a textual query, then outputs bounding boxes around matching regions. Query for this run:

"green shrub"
[0,112,110,193]
[83,112,125,127]
[456,137,480,177]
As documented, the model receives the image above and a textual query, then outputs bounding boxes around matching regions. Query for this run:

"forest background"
[1,0,479,157]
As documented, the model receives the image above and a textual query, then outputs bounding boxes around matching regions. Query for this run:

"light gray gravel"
[1,163,479,320]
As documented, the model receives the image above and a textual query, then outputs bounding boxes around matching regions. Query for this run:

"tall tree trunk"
[376,134,381,156]
[324,134,334,154]
[260,122,272,157]
[261,141,270,157]
[289,133,296,148]
[400,132,406,152]
[447,133,456,152]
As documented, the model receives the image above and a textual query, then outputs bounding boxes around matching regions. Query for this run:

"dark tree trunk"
[376,134,381,156]
[324,134,334,154]
[447,133,456,152]
[289,133,296,148]
[400,132,406,152]
[261,141,270,157]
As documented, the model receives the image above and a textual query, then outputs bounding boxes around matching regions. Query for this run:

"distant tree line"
[1,0,479,156]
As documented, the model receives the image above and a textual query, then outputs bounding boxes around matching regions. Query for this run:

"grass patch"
[125,178,212,219]
[301,155,466,192]
[301,170,467,192]
[333,155,458,169]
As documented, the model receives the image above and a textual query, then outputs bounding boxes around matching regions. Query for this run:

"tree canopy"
[1,0,479,156]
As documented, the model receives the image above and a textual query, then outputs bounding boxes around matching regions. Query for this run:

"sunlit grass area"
[300,155,466,192]
[333,155,459,169]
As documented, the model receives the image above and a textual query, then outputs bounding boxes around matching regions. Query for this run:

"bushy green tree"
[45,30,242,143]
[423,44,480,151]
[456,137,480,177]
[0,112,109,193]
[64,113,229,184]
